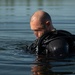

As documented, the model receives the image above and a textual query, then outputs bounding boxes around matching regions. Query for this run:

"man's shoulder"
[57,30,72,36]
[40,30,72,44]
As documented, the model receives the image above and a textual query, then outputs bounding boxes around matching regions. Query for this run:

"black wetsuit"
[29,30,75,58]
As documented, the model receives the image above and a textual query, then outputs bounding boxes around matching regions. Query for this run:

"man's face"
[30,20,46,39]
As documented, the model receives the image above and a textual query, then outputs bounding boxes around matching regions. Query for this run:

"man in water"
[29,10,74,58]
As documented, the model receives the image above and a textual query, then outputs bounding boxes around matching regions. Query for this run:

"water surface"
[0,0,75,75]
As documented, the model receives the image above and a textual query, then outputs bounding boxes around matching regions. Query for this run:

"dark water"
[0,0,75,75]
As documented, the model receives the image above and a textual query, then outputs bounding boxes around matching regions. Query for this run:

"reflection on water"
[31,55,52,75]
[32,55,75,75]
[0,38,75,75]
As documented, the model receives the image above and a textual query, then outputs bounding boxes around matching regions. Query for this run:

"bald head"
[30,10,54,38]
[30,10,52,23]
